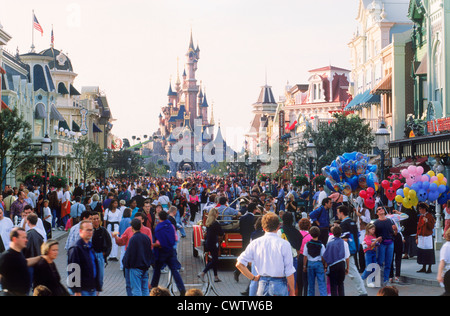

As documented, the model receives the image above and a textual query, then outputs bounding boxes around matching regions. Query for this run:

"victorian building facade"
[1,22,115,187]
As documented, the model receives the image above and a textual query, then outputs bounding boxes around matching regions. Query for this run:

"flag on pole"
[51,26,54,47]
[33,13,43,36]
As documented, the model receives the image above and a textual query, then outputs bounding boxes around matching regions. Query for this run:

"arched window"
[33,65,48,92]
[34,103,46,137]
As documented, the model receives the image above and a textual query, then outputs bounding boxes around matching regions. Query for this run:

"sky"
[0,0,359,150]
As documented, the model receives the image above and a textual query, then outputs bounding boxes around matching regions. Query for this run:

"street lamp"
[306,138,317,213]
[103,149,109,181]
[375,121,390,182]
[41,134,52,204]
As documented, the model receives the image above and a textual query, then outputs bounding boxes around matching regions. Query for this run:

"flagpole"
[31,10,35,52]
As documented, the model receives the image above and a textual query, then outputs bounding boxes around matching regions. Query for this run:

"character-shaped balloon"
[401,166,424,187]
[381,180,402,201]
[355,160,368,176]
[359,187,375,209]
[358,174,368,189]
[343,161,354,179]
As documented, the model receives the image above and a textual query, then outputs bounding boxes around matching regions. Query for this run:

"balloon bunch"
[322,152,379,196]
[394,167,449,207]
[359,187,376,209]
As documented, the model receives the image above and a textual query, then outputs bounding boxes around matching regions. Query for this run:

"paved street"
[53,228,446,297]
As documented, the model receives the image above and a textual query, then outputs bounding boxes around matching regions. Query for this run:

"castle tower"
[184,30,200,128]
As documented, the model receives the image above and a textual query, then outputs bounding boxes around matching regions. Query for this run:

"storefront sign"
[427,117,450,134]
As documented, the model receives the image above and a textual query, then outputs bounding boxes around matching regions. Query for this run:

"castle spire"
[210,101,215,126]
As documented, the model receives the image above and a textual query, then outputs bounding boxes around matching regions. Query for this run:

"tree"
[296,113,375,173]
[0,107,37,189]
[72,137,104,184]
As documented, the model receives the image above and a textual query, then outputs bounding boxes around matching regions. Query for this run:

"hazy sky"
[1,0,359,148]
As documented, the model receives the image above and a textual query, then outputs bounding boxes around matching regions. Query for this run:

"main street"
[53,228,445,297]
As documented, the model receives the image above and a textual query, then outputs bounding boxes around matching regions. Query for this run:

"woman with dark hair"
[188,188,199,225]
[278,212,302,293]
[416,203,436,274]
[104,199,122,261]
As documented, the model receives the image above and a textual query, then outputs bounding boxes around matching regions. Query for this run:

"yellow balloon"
[438,173,445,181]
[427,171,436,178]
[411,197,419,207]
[403,187,410,196]
[403,198,412,209]
[395,195,404,203]
[409,190,417,199]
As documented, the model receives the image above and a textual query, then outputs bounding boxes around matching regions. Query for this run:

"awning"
[58,83,69,95]
[389,157,429,174]
[415,53,428,75]
[50,105,64,121]
[70,84,81,96]
[1,100,11,111]
[371,73,392,95]
[34,103,47,119]
[72,121,80,132]
[58,120,70,131]
[389,133,450,159]
[0,66,5,75]
[93,123,103,133]
[345,89,381,110]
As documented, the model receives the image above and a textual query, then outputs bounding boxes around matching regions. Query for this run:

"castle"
[153,31,231,173]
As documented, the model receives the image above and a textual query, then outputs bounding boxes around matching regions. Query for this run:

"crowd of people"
[0,172,449,296]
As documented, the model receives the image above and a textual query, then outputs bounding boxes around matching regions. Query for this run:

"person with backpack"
[323,226,350,296]
[150,211,186,296]
[337,205,368,296]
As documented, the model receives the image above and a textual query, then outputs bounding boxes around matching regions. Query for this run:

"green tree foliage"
[72,137,104,182]
[297,113,375,172]
[0,107,37,188]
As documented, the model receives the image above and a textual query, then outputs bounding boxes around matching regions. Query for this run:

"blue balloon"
[438,186,450,205]
[343,152,357,161]
[366,172,378,190]
[367,164,378,174]
[396,189,404,198]
[347,175,359,191]
[330,167,341,183]
[326,178,338,192]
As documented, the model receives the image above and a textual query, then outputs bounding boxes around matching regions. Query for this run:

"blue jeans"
[377,242,394,283]
[249,264,258,296]
[94,252,105,290]
[307,260,327,296]
[361,250,377,280]
[80,289,97,296]
[175,211,186,237]
[129,268,149,296]
[257,277,288,296]
[151,249,185,293]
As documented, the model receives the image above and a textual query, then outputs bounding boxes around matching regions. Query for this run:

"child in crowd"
[361,223,382,287]
[303,226,327,296]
